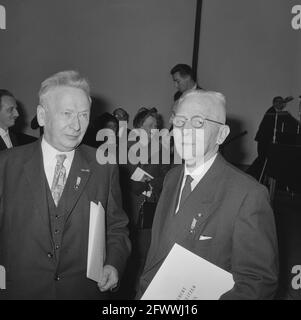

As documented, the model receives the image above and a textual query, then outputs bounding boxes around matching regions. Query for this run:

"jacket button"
[55,275,60,281]
[55,245,60,250]
[47,252,53,258]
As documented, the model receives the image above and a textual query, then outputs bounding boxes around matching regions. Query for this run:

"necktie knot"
[56,154,67,165]
[185,175,193,185]
[177,175,193,211]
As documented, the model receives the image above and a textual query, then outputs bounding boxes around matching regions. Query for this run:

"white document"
[0,265,5,290]
[141,243,234,300]
[130,167,154,182]
[87,201,106,283]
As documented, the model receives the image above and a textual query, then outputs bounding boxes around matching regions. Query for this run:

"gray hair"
[173,89,227,124]
[39,70,90,105]
[179,89,226,107]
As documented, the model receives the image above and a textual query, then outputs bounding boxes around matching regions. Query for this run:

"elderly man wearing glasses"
[137,90,278,300]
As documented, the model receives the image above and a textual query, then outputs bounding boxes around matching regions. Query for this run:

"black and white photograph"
[0,0,300,305]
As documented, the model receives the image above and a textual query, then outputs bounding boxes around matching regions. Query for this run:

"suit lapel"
[64,147,91,222]
[168,166,184,217]
[144,165,184,271]
[145,154,227,273]
[0,136,7,151]
[23,141,50,231]
[9,130,18,147]
[156,165,184,233]
[176,154,225,222]
[0,131,18,150]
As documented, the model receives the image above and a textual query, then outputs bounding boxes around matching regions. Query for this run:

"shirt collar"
[184,153,218,182]
[41,136,75,166]
[0,127,9,138]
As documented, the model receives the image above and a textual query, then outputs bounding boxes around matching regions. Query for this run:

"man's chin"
[62,137,82,150]
[8,121,16,127]
[184,156,205,168]
[183,155,197,165]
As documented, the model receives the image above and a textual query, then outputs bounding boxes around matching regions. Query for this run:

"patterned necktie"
[51,154,67,206]
[2,131,13,149]
[178,175,193,209]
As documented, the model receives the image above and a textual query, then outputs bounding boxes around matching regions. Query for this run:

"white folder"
[141,243,234,300]
[87,201,106,282]
[130,167,154,182]
[0,265,5,290]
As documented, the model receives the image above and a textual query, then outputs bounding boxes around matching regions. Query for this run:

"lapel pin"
[74,177,81,190]
[189,218,198,234]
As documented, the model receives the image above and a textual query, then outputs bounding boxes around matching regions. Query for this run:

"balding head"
[172,89,230,169]
[174,90,227,124]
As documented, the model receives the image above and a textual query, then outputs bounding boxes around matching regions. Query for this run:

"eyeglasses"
[172,114,224,129]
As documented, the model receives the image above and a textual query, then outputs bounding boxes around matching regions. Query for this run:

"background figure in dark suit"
[118,107,172,299]
[0,71,130,300]
[247,96,298,180]
[170,64,202,102]
[0,89,37,151]
[137,90,278,300]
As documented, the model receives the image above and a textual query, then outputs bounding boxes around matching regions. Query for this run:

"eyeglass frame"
[171,113,225,129]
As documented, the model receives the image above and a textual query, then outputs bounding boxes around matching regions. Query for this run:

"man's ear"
[37,105,46,127]
[216,125,230,145]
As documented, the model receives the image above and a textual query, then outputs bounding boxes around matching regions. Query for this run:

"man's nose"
[70,114,81,131]
[13,108,19,118]
[183,120,194,131]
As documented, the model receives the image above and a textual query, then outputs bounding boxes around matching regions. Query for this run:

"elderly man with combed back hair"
[137,90,278,300]
[0,71,131,300]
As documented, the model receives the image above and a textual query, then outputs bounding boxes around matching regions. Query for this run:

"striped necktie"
[51,154,67,206]
[2,131,13,149]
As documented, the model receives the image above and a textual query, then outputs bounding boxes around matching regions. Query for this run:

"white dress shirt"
[0,128,13,148]
[41,137,75,189]
[175,153,218,213]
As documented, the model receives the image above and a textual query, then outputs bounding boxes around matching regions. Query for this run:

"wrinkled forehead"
[175,92,226,122]
[43,86,91,108]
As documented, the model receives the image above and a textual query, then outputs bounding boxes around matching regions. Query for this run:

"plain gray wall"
[0,0,298,164]
[0,0,196,132]
[198,0,297,164]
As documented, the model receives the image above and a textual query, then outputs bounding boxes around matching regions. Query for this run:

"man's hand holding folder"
[87,201,119,292]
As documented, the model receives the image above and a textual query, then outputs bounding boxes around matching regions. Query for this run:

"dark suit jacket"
[137,154,279,300]
[255,107,299,158]
[0,129,37,151]
[0,140,131,299]
[120,143,172,227]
